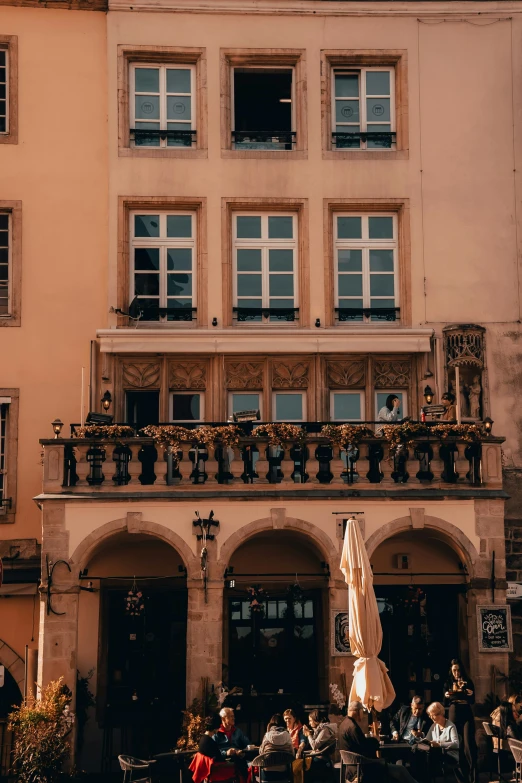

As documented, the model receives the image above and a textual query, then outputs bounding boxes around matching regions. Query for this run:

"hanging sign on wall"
[477,605,513,652]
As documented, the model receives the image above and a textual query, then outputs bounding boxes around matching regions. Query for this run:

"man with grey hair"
[213,707,250,757]
[391,696,431,744]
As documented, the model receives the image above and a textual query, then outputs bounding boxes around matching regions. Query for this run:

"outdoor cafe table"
[377,742,412,761]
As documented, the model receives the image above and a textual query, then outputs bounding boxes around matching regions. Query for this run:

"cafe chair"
[509,739,522,783]
[483,722,503,780]
[118,755,156,783]
[251,751,295,783]
[339,750,388,783]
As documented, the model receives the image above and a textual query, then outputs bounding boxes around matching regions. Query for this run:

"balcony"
[130,128,196,147]
[232,130,296,150]
[332,131,396,149]
[39,422,505,497]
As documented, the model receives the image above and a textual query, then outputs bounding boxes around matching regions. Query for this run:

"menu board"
[477,605,513,652]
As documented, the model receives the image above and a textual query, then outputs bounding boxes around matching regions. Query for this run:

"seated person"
[190,714,233,783]
[491,701,522,750]
[410,701,459,781]
[338,701,420,783]
[283,708,307,756]
[214,707,250,757]
[391,696,432,744]
[257,714,294,780]
[200,714,226,760]
[302,709,336,758]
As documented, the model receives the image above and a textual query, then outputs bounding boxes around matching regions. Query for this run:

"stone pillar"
[186,572,224,703]
[37,501,78,707]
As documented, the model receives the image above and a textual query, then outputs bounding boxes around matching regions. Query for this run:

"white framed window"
[228,392,262,419]
[330,391,364,422]
[233,213,297,323]
[130,63,195,148]
[170,392,203,422]
[375,391,407,419]
[273,392,305,422]
[333,67,394,150]
[232,66,295,150]
[131,211,196,322]
[0,213,9,315]
[0,49,7,134]
[334,213,398,323]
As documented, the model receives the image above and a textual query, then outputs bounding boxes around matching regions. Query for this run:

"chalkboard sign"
[477,605,513,652]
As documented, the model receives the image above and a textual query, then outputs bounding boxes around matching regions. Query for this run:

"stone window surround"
[117,45,207,159]
[220,48,307,160]
[321,50,408,161]
[106,352,418,423]
[0,388,19,525]
[323,198,412,328]
[117,196,208,328]
[222,197,310,327]
[0,201,22,327]
[0,36,17,146]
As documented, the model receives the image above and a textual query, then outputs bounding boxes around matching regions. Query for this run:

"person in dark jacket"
[213,707,250,757]
[199,713,225,760]
[443,658,477,783]
[391,696,432,744]
[338,701,420,783]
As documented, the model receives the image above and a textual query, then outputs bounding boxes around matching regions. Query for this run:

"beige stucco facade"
[1,0,522,770]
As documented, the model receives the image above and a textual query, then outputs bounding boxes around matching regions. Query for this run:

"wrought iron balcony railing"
[332,131,396,149]
[335,307,400,322]
[232,130,296,150]
[130,304,196,322]
[130,129,197,147]
[40,424,503,494]
[233,306,299,322]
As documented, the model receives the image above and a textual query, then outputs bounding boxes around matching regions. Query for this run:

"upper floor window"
[131,64,195,148]
[0,213,9,316]
[233,67,294,150]
[0,390,17,522]
[330,391,364,422]
[273,392,305,422]
[171,392,203,422]
[333,68,394,150]
[334,213,398,323]
[0,400,7,510]
[233,213,297,324]
[0,48,7,134]
[131,211,196,322]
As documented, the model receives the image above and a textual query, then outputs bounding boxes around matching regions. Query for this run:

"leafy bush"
[8,679,74,783]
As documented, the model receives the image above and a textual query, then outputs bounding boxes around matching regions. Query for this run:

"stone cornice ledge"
[107,0,521,15]
[97,326,433,354]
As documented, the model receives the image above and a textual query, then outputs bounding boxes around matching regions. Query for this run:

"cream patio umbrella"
[340,516,395,712]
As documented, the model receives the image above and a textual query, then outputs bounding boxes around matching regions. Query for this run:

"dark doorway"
[0,666,21,782]
[125,390,159,431]
[375,584,464,705]
[99,581,187,761]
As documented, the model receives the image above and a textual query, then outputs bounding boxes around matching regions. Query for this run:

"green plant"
[74,424,134,439]
[176,698,209,751]
[254,423,305,446]
[321,424,374,449]
[8,678,74,783]
[76,669,96,753]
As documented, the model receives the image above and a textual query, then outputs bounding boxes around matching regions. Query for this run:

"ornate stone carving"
[225,361,264,389]
[169,361,207,390]
[326,360,365,388]
[443,324,485,368]
[122,362,160,388]
[272,360,310,389]
[373,360,411,388]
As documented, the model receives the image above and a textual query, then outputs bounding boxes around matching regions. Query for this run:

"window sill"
[222,149,307,160]
[0,315,20,327]
[119,146,208,159]
[323,149,408,161]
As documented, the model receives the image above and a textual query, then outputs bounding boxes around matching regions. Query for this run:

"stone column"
[185,562,224,703]
[37,501,78,707]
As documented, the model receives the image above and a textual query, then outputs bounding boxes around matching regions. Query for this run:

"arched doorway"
[370,529,469,705]
[77,531,188,770]
[0,666,21,782]
[222,529,330,742]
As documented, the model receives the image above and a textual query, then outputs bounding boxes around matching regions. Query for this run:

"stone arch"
[70,516,200,580]
[218,515,342,580]
[365,515,478,576]
[0,640,24,695]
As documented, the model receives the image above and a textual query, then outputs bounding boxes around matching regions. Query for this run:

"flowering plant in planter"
[141,424,191,462]
[254,423,306,446]
[321,424,375,449]
[75,424,135,439]
[247,585,267,615]
[431,423,482,442]
[125,579,145,616]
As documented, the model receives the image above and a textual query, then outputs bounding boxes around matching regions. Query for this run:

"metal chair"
[339,750,388,783]
[118,755,156,783]
[509,739,522,783]
[251,751,295,783]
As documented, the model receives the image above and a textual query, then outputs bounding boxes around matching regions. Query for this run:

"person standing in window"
[441,392,457,421]
[443,659,477,783]
[376,394,401,434]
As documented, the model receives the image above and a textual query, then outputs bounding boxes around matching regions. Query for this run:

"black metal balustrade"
[332,131,396,149]
[232,130,296,150]
[131,304,197,322]
[335,307,400,322]
[130,128,197,146]
[233,307,299,322]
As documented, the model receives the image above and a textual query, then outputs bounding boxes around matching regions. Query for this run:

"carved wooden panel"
[122,362,161,389]
[225,361,264,389]
[373,360,411,388]
[326,360,365,388]
[169,361,207,390]
[272,360,310,389]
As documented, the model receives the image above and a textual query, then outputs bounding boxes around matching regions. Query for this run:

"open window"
[126,390,160,431]
[170,392,203,422]
[232,67,294,150]
[375,391,407,419]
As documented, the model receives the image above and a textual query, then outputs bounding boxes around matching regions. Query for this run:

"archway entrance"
[0,666,21,782]
[78,532,187,770]
[370,529,468,705]
[223,530,329,742]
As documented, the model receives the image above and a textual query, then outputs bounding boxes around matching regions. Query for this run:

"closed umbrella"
[340,517,395,712]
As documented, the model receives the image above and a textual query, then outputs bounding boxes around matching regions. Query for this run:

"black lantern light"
[483,416,494,435]
[101,390,112,411]
[423,385,434,405]
[52,418,64,438]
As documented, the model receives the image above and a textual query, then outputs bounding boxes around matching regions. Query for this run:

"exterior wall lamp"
[52,418,64,438]
[483,416,494,435]
[101,390,112,411]
[423,385,434,405]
